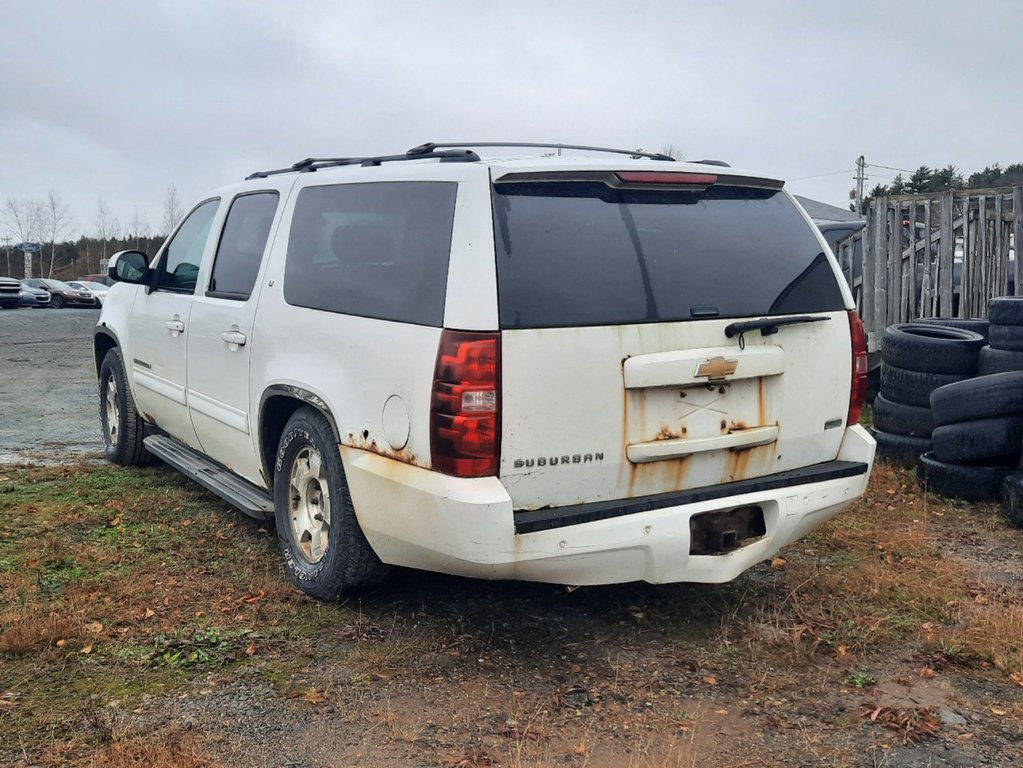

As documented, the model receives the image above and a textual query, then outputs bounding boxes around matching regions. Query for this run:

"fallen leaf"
[245,644,257,657]
[181,519,193,527]
[56,639,67,648]
[715,708,729,715]
[80,644,93,655]
[144,607,155,618]
[86,621,103,634]
[837,644,849,657]
[919,667,936,679]
[957,733,974,741]
[991,707,1006,716]
[702,675,717,686]
[570,664,581,674]
[974,594,989,605]
[770,556,786,569]
[573,743,586,755]
[242,590,266,604]
[1010,671,1023,688]
[302,690,327,704]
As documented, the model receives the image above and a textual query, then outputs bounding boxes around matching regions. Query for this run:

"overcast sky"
[2,0,1021,241]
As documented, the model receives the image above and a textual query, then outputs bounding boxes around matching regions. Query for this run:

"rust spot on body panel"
[342,433,422,468]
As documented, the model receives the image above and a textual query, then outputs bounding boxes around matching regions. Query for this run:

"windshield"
[82,281,107,290]
[44,280,71,290]
[492,181,845,329]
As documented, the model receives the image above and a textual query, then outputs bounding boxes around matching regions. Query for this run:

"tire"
[50,294,64,309]
[914,316,990,341]
[1000,474,1023,528]
[98,347,149,466]
[977,345,1023,375]
[880,323,983,374]
[872,394,934,437]
[988,296,1023,326]
[273,407,387,600]
[872,429,931,469]
[932,416,1023,465]
[988,324,1023,352]
[930,372,1023,426]
[917,451,1012,502]
[879,364,971,407]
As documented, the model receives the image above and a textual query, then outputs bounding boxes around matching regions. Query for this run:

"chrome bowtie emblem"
[695,356,738,381]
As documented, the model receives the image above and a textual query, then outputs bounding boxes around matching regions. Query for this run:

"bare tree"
[43,190,75,277]
[661,144,684,160]
[3,197,43,277]
[162,184,182,236]
[127,208,149,249]
[95,195,119,260]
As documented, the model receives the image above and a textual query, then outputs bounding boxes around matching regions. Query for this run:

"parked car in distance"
[68,280,109,305]
[0,276,21,309]
[19,282,51,308]
[23,278,98,309]
[95,141,875,602]
[79,273,113,287]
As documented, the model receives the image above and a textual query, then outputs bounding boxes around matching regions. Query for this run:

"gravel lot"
[0,307,104,462]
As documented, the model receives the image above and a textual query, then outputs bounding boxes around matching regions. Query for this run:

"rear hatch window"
[492,175,844,328]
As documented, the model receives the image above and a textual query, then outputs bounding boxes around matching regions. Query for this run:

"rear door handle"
[165,319,185,333]
[220,330,247,346]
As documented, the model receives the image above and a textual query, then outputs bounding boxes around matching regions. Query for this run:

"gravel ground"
[0,307,104,462]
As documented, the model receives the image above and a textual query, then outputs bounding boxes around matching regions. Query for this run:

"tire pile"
[873,322,984,468]
[979,297,1023,374]
[870,298,1023,527]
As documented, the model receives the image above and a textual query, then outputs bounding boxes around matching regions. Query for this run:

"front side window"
[283,182,457,326]
[157,199,220,293]
[208,192,279,300]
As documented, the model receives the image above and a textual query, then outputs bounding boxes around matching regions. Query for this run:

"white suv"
[95,142,875,600]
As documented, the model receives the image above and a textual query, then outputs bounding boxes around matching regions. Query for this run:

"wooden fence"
[835,186,1022,351]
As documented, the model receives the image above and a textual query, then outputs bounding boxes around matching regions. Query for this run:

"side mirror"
[108,250,150,284]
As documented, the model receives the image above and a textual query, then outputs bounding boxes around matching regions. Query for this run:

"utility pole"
[854,155,867,215]
[1,235,10,276]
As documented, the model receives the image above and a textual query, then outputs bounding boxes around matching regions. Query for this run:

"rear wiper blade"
[724,315,830,339]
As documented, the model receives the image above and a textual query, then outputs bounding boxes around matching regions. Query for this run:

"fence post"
[862,199,876,343]
[938,191,954,315]
[1014,187,1022,297]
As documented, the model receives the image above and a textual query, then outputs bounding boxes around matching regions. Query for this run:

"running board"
[143,435,274,520]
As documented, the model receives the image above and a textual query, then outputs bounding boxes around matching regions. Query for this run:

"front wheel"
[50,294,64,309]
[98,347,149,466]
[273,407,387,600]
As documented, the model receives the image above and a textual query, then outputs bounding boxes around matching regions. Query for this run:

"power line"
[788,169,855,181]
[865,162,912,173]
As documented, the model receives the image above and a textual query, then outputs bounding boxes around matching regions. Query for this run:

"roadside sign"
[16,242,42,252]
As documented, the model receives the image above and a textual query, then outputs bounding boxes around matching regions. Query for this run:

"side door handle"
[165,318,185,333]
[220,330,247,347]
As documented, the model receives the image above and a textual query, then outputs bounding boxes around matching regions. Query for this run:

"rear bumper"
[342,425,876,586]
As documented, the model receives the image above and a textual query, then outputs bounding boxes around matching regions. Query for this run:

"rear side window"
[284,182,457,326]
[208,192,279,300]
[493,181,844,329]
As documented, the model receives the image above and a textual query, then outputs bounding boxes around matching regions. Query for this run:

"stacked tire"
[980,298,1023,374]
[920,372,1023,502]
[873,324,985,467]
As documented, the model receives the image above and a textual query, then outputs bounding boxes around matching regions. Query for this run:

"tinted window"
[493,182,844,329]
[284,182,457,326]
[158,199,219,293]
[208,192,279,299]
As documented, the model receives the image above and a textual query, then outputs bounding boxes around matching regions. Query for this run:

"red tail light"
[431,330,500,477]
[847,310,868,426]
[615,171,717,185]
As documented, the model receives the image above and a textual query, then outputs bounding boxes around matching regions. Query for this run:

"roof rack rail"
[245,148,480,180]
[407,142,678,162]
[691,159,731,167]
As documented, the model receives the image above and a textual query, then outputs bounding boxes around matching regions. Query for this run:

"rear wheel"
[99,347,149,466]
[273,407,387,600]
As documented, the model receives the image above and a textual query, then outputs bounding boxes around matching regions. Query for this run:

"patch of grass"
[0,462,351,760]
